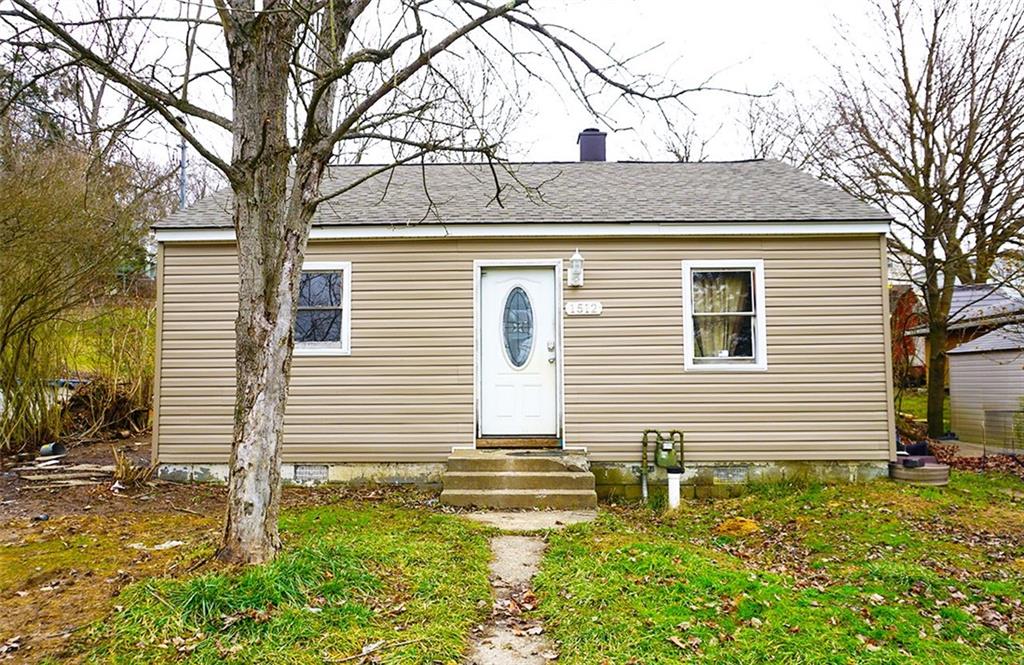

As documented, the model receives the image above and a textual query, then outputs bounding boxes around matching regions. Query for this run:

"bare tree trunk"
[925,321,948,439]
[217,12,301,565]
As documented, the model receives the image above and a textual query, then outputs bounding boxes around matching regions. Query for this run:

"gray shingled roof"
[948,285,1024,329]
[155,159,890,229]
[908,284,1024,336]
[949,324,1024,355]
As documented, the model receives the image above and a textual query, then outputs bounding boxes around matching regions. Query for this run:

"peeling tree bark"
[217,9,305,565]
[215,3,343,565]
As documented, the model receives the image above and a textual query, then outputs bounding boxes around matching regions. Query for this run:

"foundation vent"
[294,464,329,484]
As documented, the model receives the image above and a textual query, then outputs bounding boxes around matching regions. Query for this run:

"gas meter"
[655,430,683,469]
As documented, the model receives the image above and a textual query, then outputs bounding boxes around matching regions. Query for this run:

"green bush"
[61,303,156,438]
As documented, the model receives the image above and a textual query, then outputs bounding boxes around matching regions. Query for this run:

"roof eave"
[152,219,891,241]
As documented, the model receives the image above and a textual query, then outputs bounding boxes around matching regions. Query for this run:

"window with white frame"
[681,260,767,370]
[294,261,351,355]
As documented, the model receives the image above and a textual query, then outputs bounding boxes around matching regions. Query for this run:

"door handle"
[548,353,556,363]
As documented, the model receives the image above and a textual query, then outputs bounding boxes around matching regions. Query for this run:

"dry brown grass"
[111,446,156,487]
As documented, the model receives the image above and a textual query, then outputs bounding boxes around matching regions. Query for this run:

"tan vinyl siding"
[949,350,1024,446]
[156,235,893,464]
[151,242,166,466]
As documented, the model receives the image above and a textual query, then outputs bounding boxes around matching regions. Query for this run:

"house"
[948,325,1024,450]
[889,284,926,386]
[908,284,1024,386]
[150,131,896,505]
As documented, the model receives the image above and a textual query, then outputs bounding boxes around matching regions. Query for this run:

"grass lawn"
[6,474,1024,663]
[83,505,491,663]
[1,496,492,664]
[898,387,951,433]
[535,473,1024,664]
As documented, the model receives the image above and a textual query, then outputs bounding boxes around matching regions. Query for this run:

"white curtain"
[692,271,752,358]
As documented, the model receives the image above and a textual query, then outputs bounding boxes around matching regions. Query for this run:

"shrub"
[0,144,153,455]
[62,303,156,439]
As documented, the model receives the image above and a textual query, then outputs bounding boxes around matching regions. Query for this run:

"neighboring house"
[949,324,1024,449]
[889,284,926,386]
[908,284,1024,386]
[150,131,896,502]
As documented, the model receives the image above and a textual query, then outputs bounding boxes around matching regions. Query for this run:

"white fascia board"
[153,220,890,243]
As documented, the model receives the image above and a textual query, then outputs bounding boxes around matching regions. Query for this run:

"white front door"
[479,265,559,437]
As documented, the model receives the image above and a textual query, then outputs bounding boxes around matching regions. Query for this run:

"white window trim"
[293,260,352,357]
[681,259,768,372]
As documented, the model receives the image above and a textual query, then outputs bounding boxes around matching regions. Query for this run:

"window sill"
[683,362,768,372]
[294,346,351,357]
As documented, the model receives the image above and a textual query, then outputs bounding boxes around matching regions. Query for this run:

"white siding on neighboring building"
[950,350,1024,446]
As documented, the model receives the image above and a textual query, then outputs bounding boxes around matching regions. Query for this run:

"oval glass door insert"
[503,286,534,367]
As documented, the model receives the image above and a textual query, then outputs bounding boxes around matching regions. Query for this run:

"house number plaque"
[564,301,602,316]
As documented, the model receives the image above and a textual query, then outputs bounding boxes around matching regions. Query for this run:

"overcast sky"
[512,0,876,162]
[128,1,882,169]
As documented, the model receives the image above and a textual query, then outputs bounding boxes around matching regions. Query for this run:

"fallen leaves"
[220,606,273,628]
[667,635,702,652]
[152,632,205,654]
[856,634,883,652]
[714,517,760,538]
[216,640,243,658]
[948,454,1024,480]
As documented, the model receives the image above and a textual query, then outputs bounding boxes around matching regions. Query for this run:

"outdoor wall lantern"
[568,248,585,287]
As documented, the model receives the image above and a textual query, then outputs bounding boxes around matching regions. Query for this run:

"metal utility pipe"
[641,429,657,502]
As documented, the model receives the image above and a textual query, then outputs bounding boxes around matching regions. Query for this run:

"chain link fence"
[982,407,1024,456]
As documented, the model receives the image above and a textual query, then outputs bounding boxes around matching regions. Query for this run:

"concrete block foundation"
[157,462,445,487]
[158,458,889,501]
[592,460,890,501]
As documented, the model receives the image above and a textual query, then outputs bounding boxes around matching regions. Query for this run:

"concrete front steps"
[441,449,598,510]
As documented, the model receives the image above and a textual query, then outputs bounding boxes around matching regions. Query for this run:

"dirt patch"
[0,435,173,522]
[0,509,220,663]
[0,435,221,663]
[0,435,450,663]
[466,536,557,664]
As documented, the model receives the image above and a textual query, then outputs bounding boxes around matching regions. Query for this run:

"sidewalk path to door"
[463,511,596,664]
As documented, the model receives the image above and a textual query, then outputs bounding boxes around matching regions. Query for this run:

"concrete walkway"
[463,511,596,664]
[465,536,558,664]
[949,439,1022,457]
[462,510,596,531]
